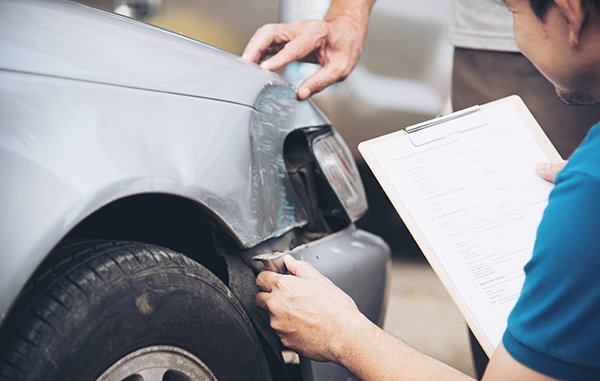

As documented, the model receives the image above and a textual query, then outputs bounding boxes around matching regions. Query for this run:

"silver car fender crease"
[248,84,311,246]
[200,83,332,247]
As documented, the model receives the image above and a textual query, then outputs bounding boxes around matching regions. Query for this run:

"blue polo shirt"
[503,122,600,380]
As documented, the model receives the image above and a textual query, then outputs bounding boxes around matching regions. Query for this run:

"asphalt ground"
[384,259,476,377]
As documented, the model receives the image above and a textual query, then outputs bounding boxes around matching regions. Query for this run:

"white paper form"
[370,102,555,351]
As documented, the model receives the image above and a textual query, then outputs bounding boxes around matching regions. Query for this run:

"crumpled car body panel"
[0,0,333,321]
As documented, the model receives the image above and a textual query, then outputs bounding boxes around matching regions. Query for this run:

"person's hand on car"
[255,255,370,363]
[242,1,374,100]
[536,161,568,183]
[242,19,362,100]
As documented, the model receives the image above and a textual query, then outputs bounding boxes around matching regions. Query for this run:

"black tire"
[0,240,271,381]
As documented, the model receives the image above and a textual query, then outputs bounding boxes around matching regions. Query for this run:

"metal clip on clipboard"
[405,105,488,146]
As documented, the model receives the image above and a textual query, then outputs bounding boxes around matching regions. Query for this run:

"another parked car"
[0,1,390,380]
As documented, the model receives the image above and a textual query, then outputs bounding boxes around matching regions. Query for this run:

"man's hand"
[255,255,368,363]
[242,0,375,100]
[535,161,567,183]
[255,257,474,380]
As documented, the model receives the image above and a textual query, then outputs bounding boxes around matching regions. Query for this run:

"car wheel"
[0,240,271,381]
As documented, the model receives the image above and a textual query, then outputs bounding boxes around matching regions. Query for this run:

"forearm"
[334,315,474,381]
[258,257,556,380]
[257,257,476,380]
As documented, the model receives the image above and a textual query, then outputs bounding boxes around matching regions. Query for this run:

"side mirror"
[114,0,162,20]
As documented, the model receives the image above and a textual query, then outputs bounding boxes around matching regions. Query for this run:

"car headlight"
[312,131,368,222]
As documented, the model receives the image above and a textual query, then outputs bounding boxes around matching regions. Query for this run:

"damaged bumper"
[246,224,391,381]
[294,225,390,381]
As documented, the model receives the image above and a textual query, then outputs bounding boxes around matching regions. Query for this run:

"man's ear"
[554,0,588,47]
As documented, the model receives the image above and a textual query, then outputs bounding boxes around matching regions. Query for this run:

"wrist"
[324,0,374,39]
[328,313,379,365]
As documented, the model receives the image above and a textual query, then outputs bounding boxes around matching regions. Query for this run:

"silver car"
[0,1,390,380]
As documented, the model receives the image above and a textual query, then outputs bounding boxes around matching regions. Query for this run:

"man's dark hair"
[529,0,600,19]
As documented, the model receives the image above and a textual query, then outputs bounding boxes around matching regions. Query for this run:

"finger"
[536,161,568,183]
[242,23,287,64]
[255,291,271,312]
[256,269,279,292]
[297,62,347,100]
[260,28,322,72]
[283,255,299,275]
[284,255,322,279]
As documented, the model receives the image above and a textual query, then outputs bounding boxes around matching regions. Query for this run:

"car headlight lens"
[312,131,368,222]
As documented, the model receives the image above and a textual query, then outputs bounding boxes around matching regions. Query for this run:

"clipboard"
[359,95,562,356]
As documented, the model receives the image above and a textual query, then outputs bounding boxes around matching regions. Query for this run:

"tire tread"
[0,239,264,381]
[0,240,142,380]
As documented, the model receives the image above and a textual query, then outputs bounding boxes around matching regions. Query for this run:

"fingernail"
[241,53,248,60]
[298,88,311,99]
[536,162,551,172]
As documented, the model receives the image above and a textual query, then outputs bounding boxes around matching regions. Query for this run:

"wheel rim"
[96,346,218,381]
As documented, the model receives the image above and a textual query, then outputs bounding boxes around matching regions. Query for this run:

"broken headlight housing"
[312,130,368,222]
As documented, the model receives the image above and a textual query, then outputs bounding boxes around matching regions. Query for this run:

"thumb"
[536,160,568,183]
[284,255,321,279]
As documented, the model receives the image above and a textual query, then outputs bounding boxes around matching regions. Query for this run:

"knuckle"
[254,23,284,41]
[306,20,329,38]
[267,300,288,320]
[341,62,354,77]
[280,337,294,348]
[330,62,351,81]
[284,42,302,56]
[256,270,264,281]
[290,19,307,28]
[309,75,330,92]
[255,293,266,308]
[273,277,287,290]
[332,63,346,75]
[255,272,266,286]
[259,23,278,33]
[297,260,313,272]
[270,316,285,331]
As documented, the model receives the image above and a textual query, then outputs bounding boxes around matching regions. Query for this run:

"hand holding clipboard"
[359,95,562,356]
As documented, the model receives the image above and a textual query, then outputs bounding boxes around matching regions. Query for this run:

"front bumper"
[288,225,391,381]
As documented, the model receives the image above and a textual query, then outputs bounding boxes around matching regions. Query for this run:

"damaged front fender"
[203,84,331,247]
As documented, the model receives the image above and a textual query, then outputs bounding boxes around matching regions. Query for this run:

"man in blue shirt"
[246,0,600,379]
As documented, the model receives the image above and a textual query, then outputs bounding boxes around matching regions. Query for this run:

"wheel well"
[59,194,296,380]
[62,194,235,284]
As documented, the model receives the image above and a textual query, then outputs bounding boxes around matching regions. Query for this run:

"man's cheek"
[512,24,527,54]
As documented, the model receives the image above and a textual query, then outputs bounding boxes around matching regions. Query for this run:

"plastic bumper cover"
[290,225,391,381]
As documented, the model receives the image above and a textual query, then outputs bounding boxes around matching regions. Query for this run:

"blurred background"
[73,0,473,375]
